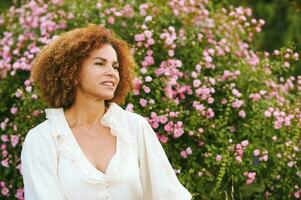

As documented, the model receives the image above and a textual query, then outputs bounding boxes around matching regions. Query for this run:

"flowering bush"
[0,0,300,199]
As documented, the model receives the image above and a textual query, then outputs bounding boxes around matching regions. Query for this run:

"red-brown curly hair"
[30,23,137,109]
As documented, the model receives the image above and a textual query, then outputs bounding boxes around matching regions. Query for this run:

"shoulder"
[122,109,149,127]
[119,109,153,141]
[21,120,58,164]
[23,119,53,148]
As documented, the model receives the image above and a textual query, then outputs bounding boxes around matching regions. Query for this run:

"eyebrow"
[94,57,119,65]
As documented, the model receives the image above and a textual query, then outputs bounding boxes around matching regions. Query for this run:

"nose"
[105,65,118,76]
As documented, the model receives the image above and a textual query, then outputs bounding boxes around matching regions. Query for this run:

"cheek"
[116,71,120,80]
[117,73,120,83]
[79,72,99,87]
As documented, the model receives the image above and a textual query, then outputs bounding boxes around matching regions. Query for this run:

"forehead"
[89,44,118,61]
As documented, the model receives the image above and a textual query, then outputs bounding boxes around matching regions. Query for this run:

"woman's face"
[76,44,120,101]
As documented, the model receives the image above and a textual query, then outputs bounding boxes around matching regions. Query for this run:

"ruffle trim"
[58,133,121,184]
[45,102,135,184]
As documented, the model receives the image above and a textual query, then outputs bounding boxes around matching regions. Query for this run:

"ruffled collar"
[44,102,134,144]
[44,102,135,184]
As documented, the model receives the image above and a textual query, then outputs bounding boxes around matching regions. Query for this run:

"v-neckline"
[61,110,118,176]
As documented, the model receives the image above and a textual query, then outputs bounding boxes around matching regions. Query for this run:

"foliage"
[0,0,300,199]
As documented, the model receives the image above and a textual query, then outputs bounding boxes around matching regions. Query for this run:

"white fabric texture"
[21,102,192,200]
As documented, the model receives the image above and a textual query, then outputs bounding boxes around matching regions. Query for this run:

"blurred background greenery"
[223,0,301,75]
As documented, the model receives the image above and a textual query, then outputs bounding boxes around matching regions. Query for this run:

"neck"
[64,99,109,128]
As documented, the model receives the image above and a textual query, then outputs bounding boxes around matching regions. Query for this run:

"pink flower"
[52,0,64,5]
[294,191,300,199]
[235,156,242,163]
[10,107,18,115]
[207,97,214,104]
[159,116,168,124]
[198,171,203,177]
[236,144,243,150]
[273,121,282,129]
[198,128,204,133]
[248,172,256,179]
[15,188,24,199]
[180,151,188,158]
[145,76,152,82]
[198,140,205,147]
[164,121,174,132]
[193,80,201,88]
[1,144,6,150]
[253,149,260,156]
[15,89,23,98]
[147,38,155,45]
[144,30,152,38]
[206,108,215,118]
[264,111,271,118]
[32,110,40,117]
[236,149,243,157]
[186,147,192,155]
[143,85,151,93]
[216,154,222,161]
[125,103,134,111]
[241,140,249,147]
[238,110,246,118]
[246,179,254,184]
[1,135,8,142]
[204,56,212,63]
[168,49,174,57]
[145,15,153,22]
[135,34,145,42]
[244,171,256,184]
[139,98,147,107]
[159,135,168,143]
[293,53,299,60]
[10,135,19,147]
[1,187,9,196]
[232,89,242,97]
[108,16,115,24]
[232,99,244,109]
[260,154,268,162]
[287,161,294,167]
[221,98,227,105]
[1,158,9,168]
[249,93,261,101]
[2,150,8,157]
[96,2,102,8]
[173,128,184,138]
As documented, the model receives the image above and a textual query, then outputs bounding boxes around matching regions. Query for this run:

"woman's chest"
[56,128,143,200]
[71,126,117,174]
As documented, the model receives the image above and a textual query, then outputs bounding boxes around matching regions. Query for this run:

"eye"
[113,66,119,70]
[95,62,104,66]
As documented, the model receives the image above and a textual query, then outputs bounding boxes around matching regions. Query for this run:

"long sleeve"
[137,117,192,200]
[21,128,66,200]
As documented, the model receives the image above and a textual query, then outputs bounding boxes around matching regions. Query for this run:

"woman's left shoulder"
[121,109,148,126]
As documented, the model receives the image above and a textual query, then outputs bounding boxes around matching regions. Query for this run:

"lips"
[100,80,115,86]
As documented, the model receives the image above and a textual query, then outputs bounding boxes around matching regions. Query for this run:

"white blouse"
[21,102,192,200]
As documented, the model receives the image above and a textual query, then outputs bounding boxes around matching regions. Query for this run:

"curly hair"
[30,23,137,109]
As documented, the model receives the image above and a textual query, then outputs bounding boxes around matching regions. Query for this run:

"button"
[105,194,111,199]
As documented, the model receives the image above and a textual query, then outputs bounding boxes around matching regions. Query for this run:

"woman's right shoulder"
[23,119,54,147]
[21,119,59,166]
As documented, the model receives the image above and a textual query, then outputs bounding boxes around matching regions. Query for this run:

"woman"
[21,24,192,200]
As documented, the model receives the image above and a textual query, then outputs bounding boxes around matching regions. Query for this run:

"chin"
[102,94,115,100]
